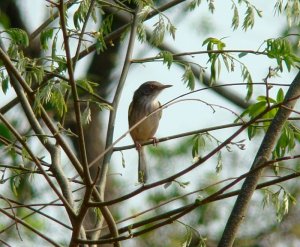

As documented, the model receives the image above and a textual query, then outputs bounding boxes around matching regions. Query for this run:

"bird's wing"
[128,101,133,123]
[158,101,162,119]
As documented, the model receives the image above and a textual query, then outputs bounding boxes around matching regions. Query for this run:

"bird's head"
[133,81,172,101]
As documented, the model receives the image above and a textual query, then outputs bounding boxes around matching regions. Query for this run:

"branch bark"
[218,70,300,247]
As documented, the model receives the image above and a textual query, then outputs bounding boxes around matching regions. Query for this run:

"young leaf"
[76,79,98,93]
[188,0,201,11]
[150,16,165,46]
[160,51,173,69]
[182,65,195,90]
[242,6,255,31]
[231,4,239,30]
[95,102,114,111]
[0,71,9,94]
[6,28,29,47]
[81,104,92,125]
[137,23,147,42]
[40,28,54,50]
[276,88,284,102]
[167,22,176,40]
[216,151,222,174]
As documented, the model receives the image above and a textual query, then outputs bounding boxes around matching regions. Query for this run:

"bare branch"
[0,208,60,246]
[218,70,300,247]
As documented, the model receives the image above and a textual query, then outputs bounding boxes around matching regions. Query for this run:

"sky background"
[0,0,299,246]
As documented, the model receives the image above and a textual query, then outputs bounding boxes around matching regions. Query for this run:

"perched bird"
[128,81,172,183]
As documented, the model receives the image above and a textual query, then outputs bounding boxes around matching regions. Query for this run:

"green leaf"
[10,172,21,197]
[137,23,147,42]
[51,33,58,60]
[242,6,255,31]
[95,102,114,111]
[76,79,98,93]
[208,0,215,13]
[238,52,248,58]
[0,71,9,94]
[49,81,69,117]
[21,146,30,164]
[167,22,176,40]
[95,32,107,53]
[39,81,54,104]
[0,123,12,142]
[160,51,173,69]
[222,54,230,72]
[231,4,239,30]
[24,63,45,86]
[265,38,300,72]
[81,104,91,125]
[191,134,206,158]
[53,56,67,71]
[182,65,195,90]
[138,5,152,21]
[5,28,29,47]
[202,37,227,84]
[150,16,165,46]
[73,0,90,30]
[216,151,222,174]
[241,65,253,101]
[276,88,284,102]
[100,14,114,36]
[247,125,256,140]
[188,0,201,11]
[40,28,54,50]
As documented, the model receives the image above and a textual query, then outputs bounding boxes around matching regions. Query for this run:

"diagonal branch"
[58,0,92,186]
[0,112,75,216]
[77,169,300,244]
[99,6,140,196]
[90,92,298,206]
[218,70,300,247]
[0,208,60,247]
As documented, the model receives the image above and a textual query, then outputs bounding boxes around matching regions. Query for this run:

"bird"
[128,81,172,183]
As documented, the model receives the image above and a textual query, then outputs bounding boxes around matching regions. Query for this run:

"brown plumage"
[128,81,172,183]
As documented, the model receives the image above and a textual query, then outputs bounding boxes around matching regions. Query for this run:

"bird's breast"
[129,99,162,142]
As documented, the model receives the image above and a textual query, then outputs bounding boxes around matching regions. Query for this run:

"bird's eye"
[149,84,154,89]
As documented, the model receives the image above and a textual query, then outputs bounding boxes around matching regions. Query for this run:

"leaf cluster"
[239,88,300,158]
[202,37,226,83]
[73,0,97,30]
[239,89,284,140]
[95,14,114,53]
[149,15,176,46]
[262,187,296,222]
[231,0,262,31]
[264,37,300,72]
[274,0,300,26]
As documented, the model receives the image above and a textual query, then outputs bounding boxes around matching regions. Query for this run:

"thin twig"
[77,170,300,244]
[0,113,75,217]
[0,208,60,247]
[89,95,300,206]
[131,49,268,63]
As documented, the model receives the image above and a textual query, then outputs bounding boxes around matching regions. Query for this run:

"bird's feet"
[134,141,142,150]
[151,137,159,146]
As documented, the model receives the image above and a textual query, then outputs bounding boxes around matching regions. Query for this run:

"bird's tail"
[138,147,148,183]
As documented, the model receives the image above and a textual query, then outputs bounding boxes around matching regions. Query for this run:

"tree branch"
[218,70,300,247]
[0,208,60,247]
[78,169,300,244]
[90,94,295,206]
[0,112,75,217]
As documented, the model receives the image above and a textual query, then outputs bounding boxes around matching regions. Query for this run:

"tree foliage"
[0,0,300,247]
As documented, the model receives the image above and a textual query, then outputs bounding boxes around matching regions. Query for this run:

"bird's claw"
[151,137,159,146]
[134,141,142,150]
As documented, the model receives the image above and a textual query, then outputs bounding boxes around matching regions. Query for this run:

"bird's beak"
[159,84,173,89]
